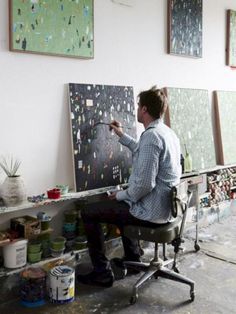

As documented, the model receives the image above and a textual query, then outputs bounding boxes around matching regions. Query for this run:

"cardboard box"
[11,215,41,239]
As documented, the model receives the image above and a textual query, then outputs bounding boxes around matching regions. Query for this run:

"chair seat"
[124,217,182,243]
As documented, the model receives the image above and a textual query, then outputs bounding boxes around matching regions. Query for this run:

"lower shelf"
[0,237,121,278]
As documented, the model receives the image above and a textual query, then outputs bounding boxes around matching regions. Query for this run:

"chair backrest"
[171,180,192,239]
[171,180,191,218]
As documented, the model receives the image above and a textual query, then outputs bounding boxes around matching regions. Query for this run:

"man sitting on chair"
[77,86,181,287]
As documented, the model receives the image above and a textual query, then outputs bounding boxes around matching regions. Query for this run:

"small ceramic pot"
[47,188,61,199]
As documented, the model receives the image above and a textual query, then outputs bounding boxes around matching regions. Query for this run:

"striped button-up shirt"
[116,119,181,223]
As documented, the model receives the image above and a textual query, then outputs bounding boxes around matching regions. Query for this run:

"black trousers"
[80,198,159,272]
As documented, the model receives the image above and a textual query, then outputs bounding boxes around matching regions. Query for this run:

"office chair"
[123,180,195,304]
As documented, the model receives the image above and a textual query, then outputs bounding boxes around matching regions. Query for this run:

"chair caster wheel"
[190,291,195,302]
[130,294,138,305]
[194,243,200,251]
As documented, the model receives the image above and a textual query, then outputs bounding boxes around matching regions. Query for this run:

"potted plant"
[0,156,26,207]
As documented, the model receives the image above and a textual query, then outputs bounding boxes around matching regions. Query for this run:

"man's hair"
[138,86,167,119]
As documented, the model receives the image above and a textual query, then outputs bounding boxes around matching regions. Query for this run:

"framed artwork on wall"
[214,91,236,165]
[68,83,137,192]
[226,10,236,67]
[167,0,202,58]
[164,87,215,171]
[9,0,94,59]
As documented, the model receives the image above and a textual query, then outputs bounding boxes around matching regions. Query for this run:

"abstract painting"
[226,10,236,67]
[168,0,202,58]
[9,0,94,59]
[68,83,136,192]
[164,87,215,171]
[214,91,236,165]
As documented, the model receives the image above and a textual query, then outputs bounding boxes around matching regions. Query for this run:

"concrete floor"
[0,211,236,314]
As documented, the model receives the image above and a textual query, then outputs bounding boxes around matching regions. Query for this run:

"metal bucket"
[49,265,75,304]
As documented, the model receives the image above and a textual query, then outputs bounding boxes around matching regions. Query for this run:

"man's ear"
[142,106,147,113]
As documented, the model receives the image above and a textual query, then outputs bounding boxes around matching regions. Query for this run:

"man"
[77,86,181,287]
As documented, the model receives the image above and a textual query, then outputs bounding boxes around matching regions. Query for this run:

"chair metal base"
[124,260,195,305]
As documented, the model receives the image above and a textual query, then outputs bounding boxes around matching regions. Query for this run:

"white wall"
[0,0,236,196]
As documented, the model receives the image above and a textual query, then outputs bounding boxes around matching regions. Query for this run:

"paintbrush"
[93,122,132,130]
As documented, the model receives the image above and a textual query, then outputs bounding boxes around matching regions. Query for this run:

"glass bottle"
[184,145,193,173]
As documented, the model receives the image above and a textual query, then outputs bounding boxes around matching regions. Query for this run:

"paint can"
[20,267,47,308]
[3,239,28,268]
[49,265,75,304]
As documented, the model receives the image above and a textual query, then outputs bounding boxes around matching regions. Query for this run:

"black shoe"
[77,270,114,287]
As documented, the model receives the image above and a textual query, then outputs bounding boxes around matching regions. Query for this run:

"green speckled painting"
[164,87,216,171]
[215,91,236,165]
[227,10,236,67]
[9,0,94,59]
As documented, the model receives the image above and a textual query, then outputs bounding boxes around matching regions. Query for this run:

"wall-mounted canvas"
[226,10,236,67]
[167,0,202,58]
[164,87,215,171]
[9,0,94,59]
[214,91,236,165]
[69,83,136,192]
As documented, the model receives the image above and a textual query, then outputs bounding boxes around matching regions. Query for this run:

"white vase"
[1,176,26,207]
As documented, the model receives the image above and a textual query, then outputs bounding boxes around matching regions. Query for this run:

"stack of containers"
[37,212,52,258]
[74,204,87,250]
[27,240,42,263]
[63,210,77,250]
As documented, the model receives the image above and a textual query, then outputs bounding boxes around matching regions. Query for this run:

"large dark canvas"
[168,0,202,58]
[68,83,136,192]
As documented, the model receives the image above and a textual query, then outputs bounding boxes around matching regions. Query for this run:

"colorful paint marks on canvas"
[165,87,216,171]
[69,83,136,191]
[168,0,202,58]
[215,91,236,165]
[10,0,94,58]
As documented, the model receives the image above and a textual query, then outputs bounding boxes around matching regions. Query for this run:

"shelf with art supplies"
[0,182,124,215]
[0,211,54,270]
[206,167,236,206]
[0,183,74,214]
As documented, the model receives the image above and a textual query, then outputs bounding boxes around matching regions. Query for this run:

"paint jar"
[64,210,77,223]
[28,251,42,263]
[28,240,41,254]
[20,267,47,307]
[50,236,66,250]
[49,265,75,304]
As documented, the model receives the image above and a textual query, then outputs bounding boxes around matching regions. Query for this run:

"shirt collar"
[145,118,162,130]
